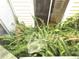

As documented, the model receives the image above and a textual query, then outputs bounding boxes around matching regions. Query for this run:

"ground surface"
[0,45,17,59]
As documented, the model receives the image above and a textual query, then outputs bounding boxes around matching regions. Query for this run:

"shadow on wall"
[0,24,7,35]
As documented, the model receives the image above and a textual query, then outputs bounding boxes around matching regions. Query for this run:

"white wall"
[62,0,79,21]
[10,0,35,27]
[0,0,16,32]
[0,0,35,33]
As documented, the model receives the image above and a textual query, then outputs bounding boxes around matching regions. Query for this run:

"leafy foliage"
[0,16,79,57]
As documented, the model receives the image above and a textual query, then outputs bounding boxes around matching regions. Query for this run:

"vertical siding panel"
[34,0,51,24]
[50,0,69,24]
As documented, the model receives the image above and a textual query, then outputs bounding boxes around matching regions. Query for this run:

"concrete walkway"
[0,45,17,59]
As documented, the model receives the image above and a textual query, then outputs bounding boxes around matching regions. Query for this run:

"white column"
[0,0,16,33]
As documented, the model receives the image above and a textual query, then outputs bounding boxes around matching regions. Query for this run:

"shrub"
[0,16,79,57]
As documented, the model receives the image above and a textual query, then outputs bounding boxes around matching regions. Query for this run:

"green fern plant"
[0,16,79,57]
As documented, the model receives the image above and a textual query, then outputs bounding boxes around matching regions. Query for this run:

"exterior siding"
[63,0,79,21]
[10,0,35,27]
[10,0,51,25]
